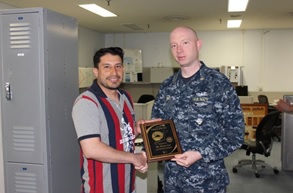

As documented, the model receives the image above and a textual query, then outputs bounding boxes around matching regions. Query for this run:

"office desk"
[239,96,254,104]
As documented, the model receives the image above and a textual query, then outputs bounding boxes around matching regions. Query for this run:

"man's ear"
[196,39,202,50]
[93,67,98,78]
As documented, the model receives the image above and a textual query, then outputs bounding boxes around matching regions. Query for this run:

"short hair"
[93,47,124,68]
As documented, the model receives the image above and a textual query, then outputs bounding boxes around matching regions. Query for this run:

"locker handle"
[5,82,12,101]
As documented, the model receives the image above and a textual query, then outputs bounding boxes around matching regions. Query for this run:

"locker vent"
[13,126,35,152]
[9,22,31,49]
[14,172,37,193]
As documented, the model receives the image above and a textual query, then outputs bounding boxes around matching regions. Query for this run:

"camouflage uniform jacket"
[152,62,245,192]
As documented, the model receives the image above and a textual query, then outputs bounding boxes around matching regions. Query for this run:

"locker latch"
[5,82,12,101]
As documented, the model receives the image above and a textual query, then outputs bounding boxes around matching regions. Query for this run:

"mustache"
[108,75,121,79]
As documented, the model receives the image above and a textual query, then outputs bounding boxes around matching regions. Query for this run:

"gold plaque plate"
[140,119,182,162]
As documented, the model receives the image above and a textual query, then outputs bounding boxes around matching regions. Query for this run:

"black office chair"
[137,94,155,103]
[258,94,276,112]
[232,111,281,178]
[258,94,269,104]
[257,94,281,141]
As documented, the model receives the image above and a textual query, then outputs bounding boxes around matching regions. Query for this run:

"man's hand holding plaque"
[140,119,182,162]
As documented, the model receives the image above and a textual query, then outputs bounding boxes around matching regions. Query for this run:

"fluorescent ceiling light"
[227,20,242,28]
[228,0,249,12]
[79,4,117,17]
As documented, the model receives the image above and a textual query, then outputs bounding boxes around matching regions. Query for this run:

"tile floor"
[155,141,293,193]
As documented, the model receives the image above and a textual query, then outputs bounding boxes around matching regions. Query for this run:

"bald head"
[169,26,202,75]
[170,26,198,42]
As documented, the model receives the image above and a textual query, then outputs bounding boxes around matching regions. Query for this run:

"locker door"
[6,163,45,193]
[1,12,46,164]
[281,95,293,171]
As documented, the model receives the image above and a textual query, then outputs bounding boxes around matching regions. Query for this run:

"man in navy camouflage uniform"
[151,26,245,192]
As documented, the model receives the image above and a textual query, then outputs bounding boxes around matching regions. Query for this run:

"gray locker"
[0,8,80,193]
[281,95,293,171]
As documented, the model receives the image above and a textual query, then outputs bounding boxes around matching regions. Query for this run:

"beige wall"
[106,29,293,92]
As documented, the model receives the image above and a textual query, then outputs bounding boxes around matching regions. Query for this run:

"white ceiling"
[1,0,293,33]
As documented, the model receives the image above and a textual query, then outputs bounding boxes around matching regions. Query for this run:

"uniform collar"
[173,61,206,83]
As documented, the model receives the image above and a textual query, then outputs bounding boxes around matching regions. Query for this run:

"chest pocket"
[188,93,214,126]
[161,96,178,119]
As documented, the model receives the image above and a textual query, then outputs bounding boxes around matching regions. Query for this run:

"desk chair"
[258,94,281,141]
[137,94,155,103]
[258,94,277,113]
[232,111,281,178]
[258,94,269,104]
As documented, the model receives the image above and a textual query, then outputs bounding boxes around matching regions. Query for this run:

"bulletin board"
[123,49,143,82]
[124,49,142,73]
[241,104,268,127]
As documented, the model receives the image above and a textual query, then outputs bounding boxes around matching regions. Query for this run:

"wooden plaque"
[140,119,182,162]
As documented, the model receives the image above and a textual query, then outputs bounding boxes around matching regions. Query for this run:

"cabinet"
[143,67,174,83]
[0,8,79,193]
